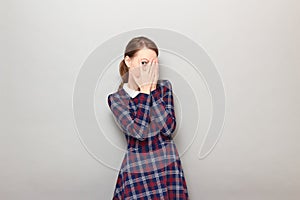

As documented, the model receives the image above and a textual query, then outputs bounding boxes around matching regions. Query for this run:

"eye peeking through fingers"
[141,61,147,65]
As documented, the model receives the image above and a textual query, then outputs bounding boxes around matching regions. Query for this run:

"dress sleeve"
[149,80,177,138]
[107,92,153,141]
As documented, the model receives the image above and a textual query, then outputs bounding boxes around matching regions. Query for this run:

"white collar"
[123,83,140,98]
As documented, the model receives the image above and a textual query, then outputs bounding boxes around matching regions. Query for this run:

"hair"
[118,36,159,90]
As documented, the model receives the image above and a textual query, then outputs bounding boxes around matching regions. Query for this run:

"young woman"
[107,36,189,199]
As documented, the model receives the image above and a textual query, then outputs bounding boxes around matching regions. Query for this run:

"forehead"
[134,48,157,60]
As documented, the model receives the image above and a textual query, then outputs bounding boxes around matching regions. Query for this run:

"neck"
[127,75,139,91]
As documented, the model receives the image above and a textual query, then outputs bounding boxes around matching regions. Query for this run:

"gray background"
[1,0,299,199]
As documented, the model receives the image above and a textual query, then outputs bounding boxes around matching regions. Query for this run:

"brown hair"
[118,36,159,90]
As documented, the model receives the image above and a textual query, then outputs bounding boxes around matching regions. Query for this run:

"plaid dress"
[107,79,189,200]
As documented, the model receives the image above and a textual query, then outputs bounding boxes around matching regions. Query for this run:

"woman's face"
[125,48,158,78]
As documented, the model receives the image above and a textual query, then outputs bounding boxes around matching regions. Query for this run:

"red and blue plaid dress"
[107,79,189,200]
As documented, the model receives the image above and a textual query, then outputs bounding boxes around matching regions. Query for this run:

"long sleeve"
[149,80,177,138]
[107,92,153,141]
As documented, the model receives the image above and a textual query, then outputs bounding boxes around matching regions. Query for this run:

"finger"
[155,60,159,80]
[149,59,154,73]
[151,60,156,79]
[149,63,154,80]
[152,61,156,80]
[154,59,158,71]
[147,59,153,74]
[152,59,156,69]
[145,63,151,85]
[150,67,155,84]
[153,61,157,78]
[154,65,157,81]
[151,58,156,75]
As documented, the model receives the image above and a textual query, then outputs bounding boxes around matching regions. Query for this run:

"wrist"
[140,89,150,94]
[140,85,151,94]
[151,84,157,91]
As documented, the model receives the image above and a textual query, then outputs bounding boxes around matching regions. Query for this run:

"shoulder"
[158,79,173,90]
[107,89,127,107]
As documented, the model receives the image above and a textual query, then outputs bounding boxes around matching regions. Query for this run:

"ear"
[124,56,131,68]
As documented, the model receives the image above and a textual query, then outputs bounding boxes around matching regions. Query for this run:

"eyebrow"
[141,57,156,61]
